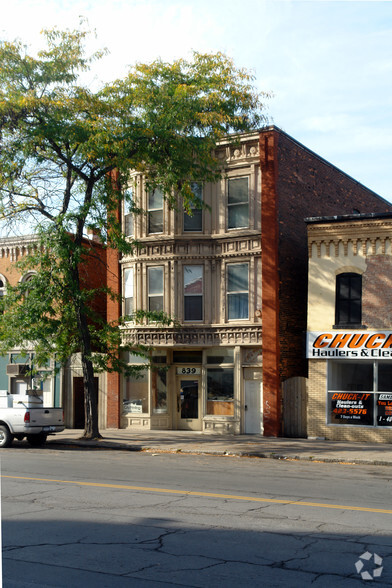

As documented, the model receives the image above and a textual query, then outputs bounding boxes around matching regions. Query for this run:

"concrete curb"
[46,437,392,466]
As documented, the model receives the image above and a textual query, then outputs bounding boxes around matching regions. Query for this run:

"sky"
[2,0,392,201]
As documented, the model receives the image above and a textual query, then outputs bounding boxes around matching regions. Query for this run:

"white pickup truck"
[0,392,64,448]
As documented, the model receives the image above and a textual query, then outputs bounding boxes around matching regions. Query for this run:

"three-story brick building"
[105,126,392,436]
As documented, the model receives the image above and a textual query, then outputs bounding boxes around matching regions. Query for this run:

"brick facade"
[307,214,392,443]
[260,129,392,436]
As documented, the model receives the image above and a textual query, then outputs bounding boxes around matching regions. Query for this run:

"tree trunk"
[81,349,101,439]
[70,256,102,440]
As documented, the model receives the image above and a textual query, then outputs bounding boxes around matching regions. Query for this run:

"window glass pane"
[124,268,133,298]
[378,363,392,392]
[125,214,134,236]
[184,209,202,232]
[190,182,202,201]
[152,368,167,413]
[148,188,163,210]
[184,296,203,320]
[173,350,202,363]
[228,178,248,204]
[148,267,163,295]
[127,353,149,364]
[184,266,202,294]
[207,368,234,416]
[206,348,234,364]
[228,264,248,292]
[329,362,373,391]
[228,204,249,229]
[123,371,148,413]
[336,273,362,325]
[228,293,249,319]
[149,296,163,312]
[148,210,163,233]
[184,183,202,232]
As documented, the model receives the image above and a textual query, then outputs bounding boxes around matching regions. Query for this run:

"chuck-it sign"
[307,331,392,359]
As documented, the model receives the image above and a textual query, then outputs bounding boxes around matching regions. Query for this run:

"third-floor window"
[184,182,203,232]
[148,188,164,234]
[228,177,249,229]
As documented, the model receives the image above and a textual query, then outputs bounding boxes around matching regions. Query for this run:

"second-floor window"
[335,272,362,327]
[184,265,203,321]
[124,189,134,237]
[148,266,164,312]
[124,268,134,315]
[184,182,203,232]
[228,177,249,229]
[227,263,249,320]
[148,188,164,234]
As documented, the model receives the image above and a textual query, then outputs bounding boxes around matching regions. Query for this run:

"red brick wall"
[260,127,392,436]
[260,132,281,436]
[79,240,107,323]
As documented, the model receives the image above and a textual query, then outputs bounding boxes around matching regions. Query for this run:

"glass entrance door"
[177,377,202,430]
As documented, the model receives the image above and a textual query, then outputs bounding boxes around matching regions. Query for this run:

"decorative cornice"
[308,220,392,258]
[121,237,261,263]
[122,325,262,347]
[0,235,40,263]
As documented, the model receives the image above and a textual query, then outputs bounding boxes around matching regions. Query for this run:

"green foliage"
[0,26,268,435]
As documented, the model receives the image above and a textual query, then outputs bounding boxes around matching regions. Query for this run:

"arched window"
[335,272,362,327]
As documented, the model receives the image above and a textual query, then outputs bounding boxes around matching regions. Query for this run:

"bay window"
[148,188,163,233]
[184,265,203,321]
[123,268,134,316]
[227,263,249,320]
[148,266,164,312]
[228,177,249,229]
[184,182,202,232]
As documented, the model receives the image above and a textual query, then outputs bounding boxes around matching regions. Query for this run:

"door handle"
[245,405,248,411]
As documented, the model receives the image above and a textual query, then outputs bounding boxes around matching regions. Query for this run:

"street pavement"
[46,428,392,465]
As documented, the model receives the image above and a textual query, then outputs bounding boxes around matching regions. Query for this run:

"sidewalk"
[46,429,392,466]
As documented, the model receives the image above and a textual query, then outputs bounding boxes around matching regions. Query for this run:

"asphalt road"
[1,446,392,587]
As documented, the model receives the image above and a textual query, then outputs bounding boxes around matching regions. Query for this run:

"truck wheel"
[27,433,47,447]
[0,425,13,448]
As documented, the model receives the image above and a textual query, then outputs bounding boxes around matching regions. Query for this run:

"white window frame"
[183,265,203,322]
[148,266,164,312]
[183,182,203,233]
[123,267,134,316]
[148,188,164,234]
[227,177,249,230]
[226,262,249,320]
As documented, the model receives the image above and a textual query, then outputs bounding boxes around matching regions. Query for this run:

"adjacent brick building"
[106,126,392,436]
[307,212,392,442]
[0,233,107,428]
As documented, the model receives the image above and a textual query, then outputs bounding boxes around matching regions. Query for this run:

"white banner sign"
[307,331,392,359]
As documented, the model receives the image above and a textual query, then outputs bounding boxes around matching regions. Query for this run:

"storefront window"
[207,368,234,416]
[123,371,148,414]
[152,368,167,413]
[327,361,392,427]
[205,347,234,364]
[173,350,202,363]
